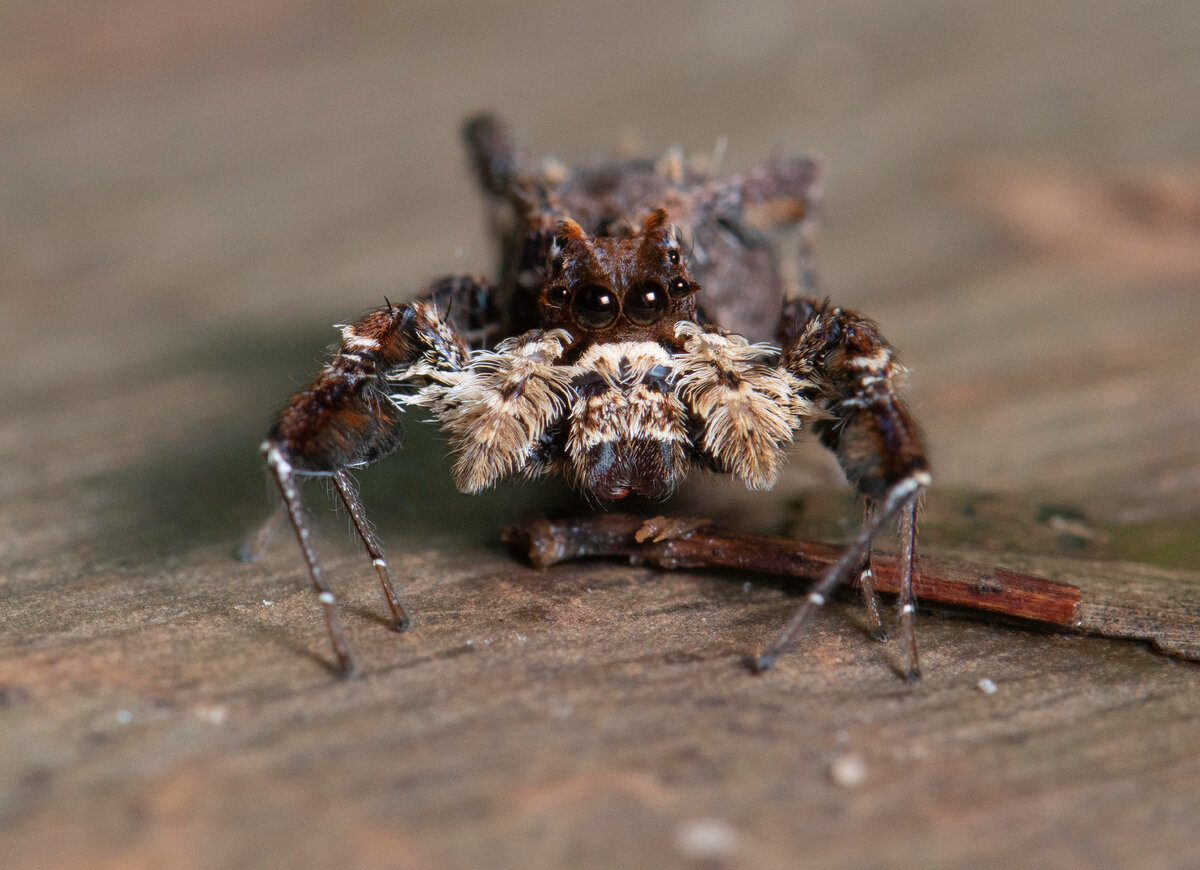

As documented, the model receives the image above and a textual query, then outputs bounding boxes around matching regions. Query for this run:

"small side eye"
[545,284,569,307]
[668,277,692,298]
[573,283,619,329]
[668,249,681,265]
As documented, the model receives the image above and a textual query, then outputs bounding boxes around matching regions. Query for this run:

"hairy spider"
[247,115,930,679]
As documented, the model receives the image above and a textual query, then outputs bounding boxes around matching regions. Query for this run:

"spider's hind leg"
[461,115,563,334]
[764,298,930,680]
[462,114,527,201]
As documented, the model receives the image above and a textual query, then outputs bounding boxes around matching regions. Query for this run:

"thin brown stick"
[504,513,1083,628]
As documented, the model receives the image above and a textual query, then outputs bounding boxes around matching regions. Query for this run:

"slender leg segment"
[857,562,888,642]
[333,470,411,633]
[856,500,888,643]
[897,496,921,681]
[264,444,356,677]
[462,114,564,335]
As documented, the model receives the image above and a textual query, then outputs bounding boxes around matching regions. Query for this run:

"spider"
[247,115,931,680]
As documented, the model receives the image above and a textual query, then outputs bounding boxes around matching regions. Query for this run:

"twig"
[504,513,1082,628]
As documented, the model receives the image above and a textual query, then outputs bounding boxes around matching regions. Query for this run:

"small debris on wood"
[674,818,739,860]
[829,753,868,788]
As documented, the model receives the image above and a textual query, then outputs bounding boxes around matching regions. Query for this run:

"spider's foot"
[238,503,286,564]
[750,653,776,674]
[236,540,261,564]
[390,615,413,634]
[903,666,922,685]
[868,624,889,643]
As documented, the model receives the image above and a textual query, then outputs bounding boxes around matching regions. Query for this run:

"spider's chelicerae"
[250,115,930,679]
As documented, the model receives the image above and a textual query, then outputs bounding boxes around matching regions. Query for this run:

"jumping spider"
[247,115,930,679]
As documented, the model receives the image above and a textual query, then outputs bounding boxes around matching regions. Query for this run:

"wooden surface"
[4,2,1200,868]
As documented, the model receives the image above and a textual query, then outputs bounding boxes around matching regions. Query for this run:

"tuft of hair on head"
[555,217,590,247]
[638,208,672,243]
[555,217,599,274]
[637,208,680,270]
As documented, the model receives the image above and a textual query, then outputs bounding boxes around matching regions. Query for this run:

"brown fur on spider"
[246,115,931,680]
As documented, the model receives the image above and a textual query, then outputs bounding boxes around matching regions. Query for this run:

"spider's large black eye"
[544,284,569,307]
[573,283,619,329]
[668,249,681,265]
[626,281,669,325]
[668,277,692,298]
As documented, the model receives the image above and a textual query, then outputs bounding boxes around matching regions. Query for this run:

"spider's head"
[538,209,699,344]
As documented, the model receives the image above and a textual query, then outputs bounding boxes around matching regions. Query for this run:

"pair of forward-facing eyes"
[542,275,697,329]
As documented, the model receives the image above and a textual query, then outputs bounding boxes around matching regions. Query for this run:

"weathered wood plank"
[3,1,1200,868]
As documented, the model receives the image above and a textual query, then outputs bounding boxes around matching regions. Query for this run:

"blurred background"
[3,1,1200,867]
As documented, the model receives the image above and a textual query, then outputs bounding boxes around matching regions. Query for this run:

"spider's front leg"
[251,277,485,677]
[761,298,931,681]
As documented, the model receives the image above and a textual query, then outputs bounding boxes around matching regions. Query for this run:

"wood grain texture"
[3,1,1200,868]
